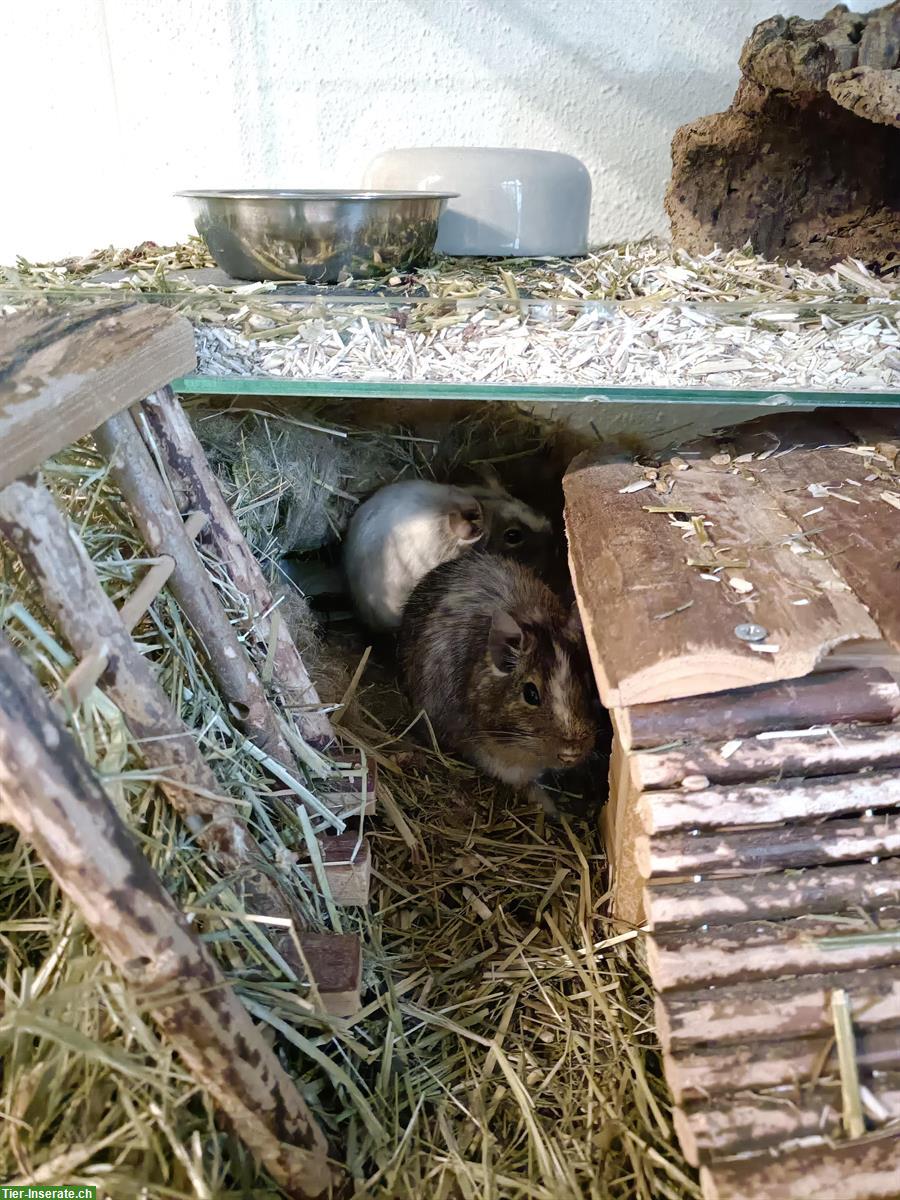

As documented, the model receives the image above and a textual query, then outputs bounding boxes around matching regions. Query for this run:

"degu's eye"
[504,527,524,546]
[523,682,541,706]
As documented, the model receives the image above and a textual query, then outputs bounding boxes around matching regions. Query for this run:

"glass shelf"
[173,375,900,407]
[4,282,899,408]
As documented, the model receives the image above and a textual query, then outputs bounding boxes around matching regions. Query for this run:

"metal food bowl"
[176,189,457,283]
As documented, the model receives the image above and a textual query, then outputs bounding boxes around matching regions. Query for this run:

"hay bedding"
[0,404,691,1199]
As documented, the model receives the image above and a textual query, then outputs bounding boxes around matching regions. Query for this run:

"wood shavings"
[728,576,755,593]
[6,239,900,393]
[618,479,654,493]
[719,739,743,758]
[880,491,900,510]
[748,642,780,653]
[651,600,694,620]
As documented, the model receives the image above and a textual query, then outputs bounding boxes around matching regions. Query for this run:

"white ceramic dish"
[362,147,591,257]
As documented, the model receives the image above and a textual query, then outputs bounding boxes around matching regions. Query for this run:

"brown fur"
[399,554,596,787]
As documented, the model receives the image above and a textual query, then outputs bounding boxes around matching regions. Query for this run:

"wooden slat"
[656,967,900,1051]
[676,1079,900,1166]
[639,811,900,878]
[297,932,362,1018]
[563,452,879,707]
[664,1027,900,1103]
[0,300,196,486]
[630,720,900,790]
[700,1131,900,1200]
[648,912,900,991]
[645,858,900,931]
[638,769,900,836]
[316,834,372,907]
[762,445,900,656]
[619,668,900,750]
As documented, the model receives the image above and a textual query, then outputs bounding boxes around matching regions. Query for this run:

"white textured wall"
[4,0,843,264]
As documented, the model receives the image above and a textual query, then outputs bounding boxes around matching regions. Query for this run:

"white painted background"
[4,0,850,264]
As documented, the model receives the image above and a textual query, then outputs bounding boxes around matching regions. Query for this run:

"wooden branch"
[140,387,335,749]
[619,668,900,750]
[676,1079,900,1166]
[638,769,900,836]
[0,633,338,1199]
[0,300,196,489]
[93,409,297,770]
[700,1131,900,1200]
[646,859,900,931]
[0,473,361,1014]
[656,967,900,1051]
[639,812,900,879]
[664,1027,900,1103]
[629,721,900,790]
[0,475,225,833]
[648,912,900,991]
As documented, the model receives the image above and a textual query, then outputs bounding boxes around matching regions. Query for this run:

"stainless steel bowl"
[176,189,457,283]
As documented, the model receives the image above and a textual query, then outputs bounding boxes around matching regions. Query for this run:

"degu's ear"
[488,608,523,674]
[476,461,505,495]
[448,499,484,545]
[566,601,584,638]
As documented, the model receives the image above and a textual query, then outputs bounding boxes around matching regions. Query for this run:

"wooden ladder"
[0,297,375,1197]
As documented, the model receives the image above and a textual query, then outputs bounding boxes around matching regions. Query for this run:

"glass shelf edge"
[171,375,900,407]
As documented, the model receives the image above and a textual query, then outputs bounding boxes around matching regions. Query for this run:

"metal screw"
[734,623,768,642]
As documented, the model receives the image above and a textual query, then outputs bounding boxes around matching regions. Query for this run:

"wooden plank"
[664,1026,900,1103]
[639,811,900,878]
[700,1132,900,1200]
[762,445,900,657]
[619,668,900,750]
[648,912,900,991]
[297,933,362,1018]
[563,452,879,707]
[676,1080,900,1166]
[656,966,900,1051]
[630,720,900,790]
[0,300,196,487]
[606,711,648,926]
[645,858,900,931]
[638,769,900,836]
[316,834,372,907]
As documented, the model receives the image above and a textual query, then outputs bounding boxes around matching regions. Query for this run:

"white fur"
[344,480,481,630]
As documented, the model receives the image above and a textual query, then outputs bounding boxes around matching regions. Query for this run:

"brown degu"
[399,553,596,792]
[343,480,484,631]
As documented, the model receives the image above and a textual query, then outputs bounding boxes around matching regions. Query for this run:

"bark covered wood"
[666,1,900,270]
[0,633,338,1199]
[648,911,900,991]
[0,473,361,1013]
[664,1026,900,1103]
[700,1131,900,1200]
[0,300,196,489]
[645,857,900,931]
[639,811,900,878]
[656,966,900,1050]
[92,409,297,770]
[676,1078,900,1165]
[621,669,900,750]
[638,769,900,836]
[629,721,900,790]
[563,449,880,707]
[139,387,335,749]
